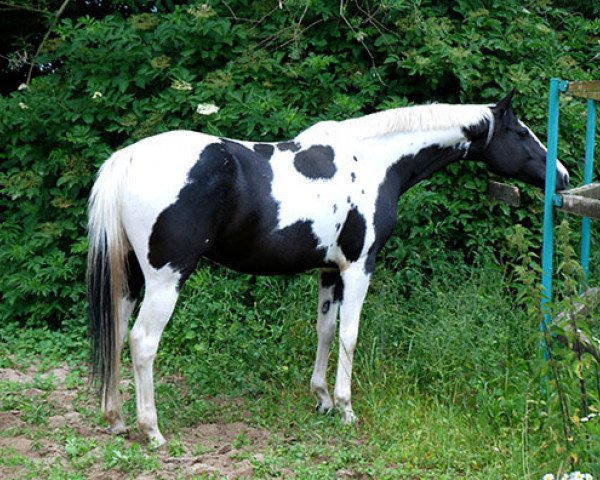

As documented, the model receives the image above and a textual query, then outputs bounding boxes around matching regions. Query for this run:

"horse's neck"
[338,103,491,177]
[352,126,471,196]
[356,126,470,167]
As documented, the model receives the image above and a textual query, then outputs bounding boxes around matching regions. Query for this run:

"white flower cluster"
[543,473,593,480]
[580,412,598,423]
[195,103,219,115]
[171,80,193,91]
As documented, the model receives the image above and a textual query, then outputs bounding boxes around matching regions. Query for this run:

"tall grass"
[162,255,534,413]
[1,249,596,476]
[154,249,597,475]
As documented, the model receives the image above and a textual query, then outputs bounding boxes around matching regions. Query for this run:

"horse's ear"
[493,89,515,116]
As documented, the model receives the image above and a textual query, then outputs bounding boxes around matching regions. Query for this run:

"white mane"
[340,103,494,140]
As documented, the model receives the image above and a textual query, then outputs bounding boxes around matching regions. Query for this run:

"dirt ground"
[0,365,279,479]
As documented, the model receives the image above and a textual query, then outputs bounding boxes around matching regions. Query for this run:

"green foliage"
[65,436,98,469]
[103,436,161,472]
[0,254,598,476]
[0,0,597,326]
[504,220,599,473]
[0,2,598,474]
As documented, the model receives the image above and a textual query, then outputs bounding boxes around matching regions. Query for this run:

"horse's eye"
[518,129,528,138]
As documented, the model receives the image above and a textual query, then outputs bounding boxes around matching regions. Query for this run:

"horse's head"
[481,91,569,191]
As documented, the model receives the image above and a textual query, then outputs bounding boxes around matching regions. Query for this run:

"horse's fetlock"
[102,402,122,424]
[334,391,351,408]
[341,409,358,425]
[137,414,157,433]
[108,419,128,435]
[310,377,326,394]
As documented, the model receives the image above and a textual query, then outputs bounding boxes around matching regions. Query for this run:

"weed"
[232,432,251,449]
[167,435,186,457]
[65,435,97,469]
[103,436,160,473]
[64,368,86,390]
[192,443,214,456]
[1,253,598,477]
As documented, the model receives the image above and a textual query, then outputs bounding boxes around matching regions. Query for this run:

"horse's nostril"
[557,171,569,190]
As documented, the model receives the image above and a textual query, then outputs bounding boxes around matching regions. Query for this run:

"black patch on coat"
[347,196,351,204]
[210,219,330,275]
[253,143,275,158]
[461,118,489,151]
[321,300,331,315]
[333,204,338,213]
[368,144,467,274]
[351,172,356,182]
[333,278,344,303]
[277,141,301,152]
[337,207,366,262]
[148,139,333,285]
[293,145,336,180]
[126,251,144,301]
[321,270,344,303]
[321,270,338,288]
[148,141,237,285]
[205,140,332,275]
[353,156,358,162]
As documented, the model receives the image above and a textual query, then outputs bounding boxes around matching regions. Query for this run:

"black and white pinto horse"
[88,92,569,445]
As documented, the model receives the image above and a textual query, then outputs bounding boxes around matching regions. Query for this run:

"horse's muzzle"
[556,170,569,191]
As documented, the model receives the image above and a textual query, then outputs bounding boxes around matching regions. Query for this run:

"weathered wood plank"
[558,193,600,219]
[568,80,600,100]
[560,182,600,200]
[487,181,520,206]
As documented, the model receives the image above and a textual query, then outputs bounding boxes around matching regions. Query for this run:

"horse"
[88,91,570,445]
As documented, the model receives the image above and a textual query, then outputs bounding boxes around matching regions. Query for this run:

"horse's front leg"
[311,270,342,414]
[334,263,371,424]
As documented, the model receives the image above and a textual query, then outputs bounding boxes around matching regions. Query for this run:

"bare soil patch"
[0,364,276,479]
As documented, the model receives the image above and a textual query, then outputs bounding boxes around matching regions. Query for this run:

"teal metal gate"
[541,78,599,336]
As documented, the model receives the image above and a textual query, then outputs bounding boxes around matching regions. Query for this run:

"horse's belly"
[204,219,336,275]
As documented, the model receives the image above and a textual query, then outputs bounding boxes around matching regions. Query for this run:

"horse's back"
[113,128,364,278]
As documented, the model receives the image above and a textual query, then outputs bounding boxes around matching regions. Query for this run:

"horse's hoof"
[108,421,129,436]
[148,433,166,449]
[341,410,358,425]
[315,402,334,415]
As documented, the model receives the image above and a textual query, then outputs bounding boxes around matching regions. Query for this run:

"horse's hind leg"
[311,270,341,414]
[102,295,136,434]
[129,266,180,446]
[103,251,144,434]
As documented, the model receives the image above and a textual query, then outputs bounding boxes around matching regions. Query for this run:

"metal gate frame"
[541,78,599,336]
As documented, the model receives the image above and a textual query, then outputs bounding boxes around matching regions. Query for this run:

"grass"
[0,259,597,479]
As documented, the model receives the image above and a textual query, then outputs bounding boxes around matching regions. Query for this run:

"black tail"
[88,235,117,399]
[87,151,130,405]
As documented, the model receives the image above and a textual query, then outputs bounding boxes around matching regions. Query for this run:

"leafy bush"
[0,1,597,328]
